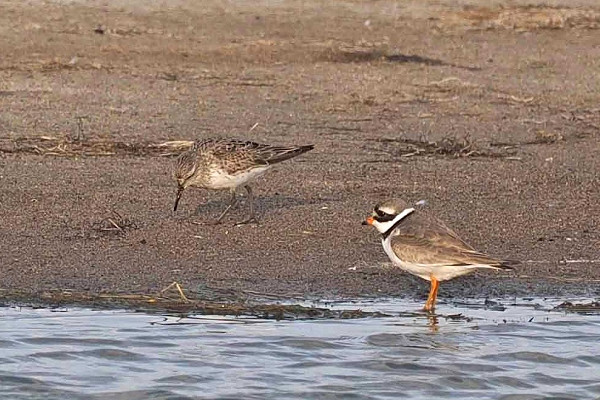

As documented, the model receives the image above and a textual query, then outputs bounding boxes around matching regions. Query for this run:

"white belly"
[381,237,478,282]
[207,166,270,190]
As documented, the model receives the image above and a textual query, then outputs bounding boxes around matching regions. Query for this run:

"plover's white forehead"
[375,199,410,215]
[377,205,398,215]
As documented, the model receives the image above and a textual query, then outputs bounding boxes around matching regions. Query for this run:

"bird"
[363,199,518,312]
[173,137,314,225]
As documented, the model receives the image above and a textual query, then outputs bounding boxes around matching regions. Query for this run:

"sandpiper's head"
[173,151,197,211]
[362,199,413,234]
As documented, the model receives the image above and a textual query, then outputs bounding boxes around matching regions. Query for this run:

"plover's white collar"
[369,207,415,237]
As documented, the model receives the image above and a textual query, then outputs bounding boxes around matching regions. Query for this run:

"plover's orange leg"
[423,276,439,312]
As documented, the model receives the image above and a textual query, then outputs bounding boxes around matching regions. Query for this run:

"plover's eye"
[373,207,395,222]
[375,207,395,217]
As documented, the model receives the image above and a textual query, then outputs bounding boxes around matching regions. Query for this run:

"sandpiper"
[363,199,518,311]
[173,137,314,224]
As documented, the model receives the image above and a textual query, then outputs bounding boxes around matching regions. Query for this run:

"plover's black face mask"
[362,205,396,226]
[373,206,396,223]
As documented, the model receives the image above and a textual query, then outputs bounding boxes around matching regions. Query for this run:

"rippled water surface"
[2,298,600,400]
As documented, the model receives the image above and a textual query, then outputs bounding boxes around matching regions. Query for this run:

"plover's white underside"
[364,199,518,311]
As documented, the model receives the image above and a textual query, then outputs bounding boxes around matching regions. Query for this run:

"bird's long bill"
[173,187,184,212]
[362,216,374,226]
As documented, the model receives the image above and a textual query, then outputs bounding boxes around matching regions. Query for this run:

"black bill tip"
[173,187,183,212]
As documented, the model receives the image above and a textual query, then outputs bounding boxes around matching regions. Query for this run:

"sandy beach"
[0,0,598,310]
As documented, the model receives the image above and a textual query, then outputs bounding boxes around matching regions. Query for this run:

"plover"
[173,137,314,224]
[363,199,518,312]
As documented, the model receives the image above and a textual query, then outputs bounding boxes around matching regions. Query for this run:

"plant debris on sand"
[0,0,599,308]
[554,301,600,315]
[0,288,389,320]
[0,136,192,158]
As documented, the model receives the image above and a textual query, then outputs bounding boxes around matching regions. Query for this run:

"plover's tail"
[474,258,520,271]
[456,251,520,271]
[495,259,521,270]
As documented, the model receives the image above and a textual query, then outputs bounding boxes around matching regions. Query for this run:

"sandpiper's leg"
[236,185,259,225]
[423,276,439,312]
[215,189,238,223]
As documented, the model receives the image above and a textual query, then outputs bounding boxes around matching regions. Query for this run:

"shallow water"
[1,298,600,400]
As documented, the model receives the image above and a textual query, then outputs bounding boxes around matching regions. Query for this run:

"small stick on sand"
[160,281,190,302]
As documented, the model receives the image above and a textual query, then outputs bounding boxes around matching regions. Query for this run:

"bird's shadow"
[326,50,481,71]
[173,192,336,222]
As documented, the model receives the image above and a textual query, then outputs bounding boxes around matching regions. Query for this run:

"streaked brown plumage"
[173,138,314,224]
[364,199,518,311]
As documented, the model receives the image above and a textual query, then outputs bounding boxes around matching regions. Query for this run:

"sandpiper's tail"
[262,144,314,164]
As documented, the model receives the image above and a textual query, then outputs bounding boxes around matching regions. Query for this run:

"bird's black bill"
[173,187,183,211]
[361,220,369,225]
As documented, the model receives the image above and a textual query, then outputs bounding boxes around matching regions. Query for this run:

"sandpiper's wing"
[197,138,313,174]
[249,142,315,164]
[389,212,515,269]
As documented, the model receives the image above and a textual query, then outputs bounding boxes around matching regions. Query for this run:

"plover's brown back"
[364,199,518,311]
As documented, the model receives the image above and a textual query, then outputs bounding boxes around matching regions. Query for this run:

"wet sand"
[1,0,599,310]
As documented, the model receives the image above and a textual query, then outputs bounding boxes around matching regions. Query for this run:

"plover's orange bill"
[174,138,314,225]
[363,199,519,312]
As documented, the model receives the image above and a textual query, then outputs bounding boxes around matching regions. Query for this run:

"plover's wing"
[388,225,514,269]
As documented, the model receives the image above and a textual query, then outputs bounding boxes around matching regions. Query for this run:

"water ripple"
[481,351,583,365]
[18,337,123,346]
[73,348,148,361]
[1,298,599,400]
[92,389,196,400]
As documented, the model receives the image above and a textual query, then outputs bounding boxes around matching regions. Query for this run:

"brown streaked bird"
[173,137,314,224]
[363,199,518,312]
